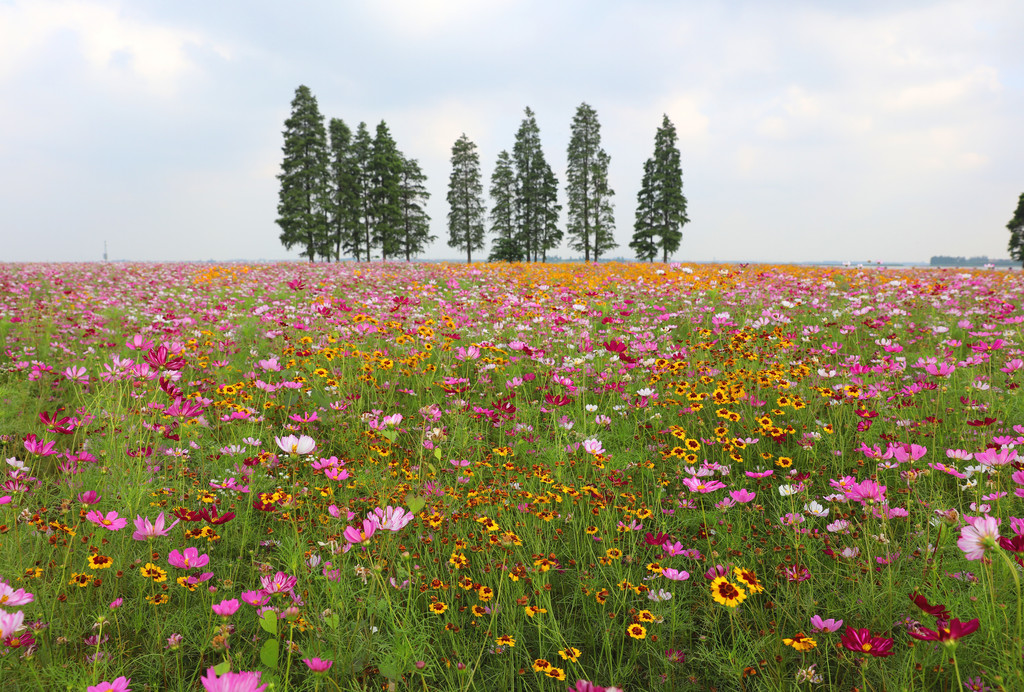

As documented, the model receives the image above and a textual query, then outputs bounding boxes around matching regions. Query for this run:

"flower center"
[861,643,872,652]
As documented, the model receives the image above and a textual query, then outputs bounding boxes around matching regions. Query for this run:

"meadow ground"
[0,261,1023,692]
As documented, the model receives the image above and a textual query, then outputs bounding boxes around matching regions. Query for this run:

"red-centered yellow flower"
[783,632,817,651]
[68,572,91,588]
[627,624,647,640]
[496,635,515,648]
[429,602,448,614]
[88,554,113,570]
[449,552,469,569]
[636,610,655,623]
[605,548,622,560]
[710,576,747,608]
[532,658,551,672]
[141,563,168,583]
[545,667,567,681]
[525,605,548,617]
[558,647,581,662]
[146,593,169,605]
[471,605,487,617]
[477,586,494,602]
[733,567,765,594]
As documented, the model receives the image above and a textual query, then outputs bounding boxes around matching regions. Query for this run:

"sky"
[2,0,1022,264]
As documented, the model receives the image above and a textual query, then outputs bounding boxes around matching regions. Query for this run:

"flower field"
[1,260,1023,692]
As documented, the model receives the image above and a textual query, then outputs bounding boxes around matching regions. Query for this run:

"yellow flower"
[710,577,746,608]
[429,602,448,614]
[524,605,548,617]
[141,563,168,583]
[545,667,567,681]
[532,658,551,672]
[87,554,113,570]
[496,635,516,648]
[733,567,765,594]
[783,633,817,651]
[558,647,581,662]
[627,624,647,640]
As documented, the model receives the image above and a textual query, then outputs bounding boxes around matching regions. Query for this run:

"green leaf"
[260,638,279,669]
[212,661,231,676]
[259,610,278,635]
[323,612,339,630]
[405,493,425,516]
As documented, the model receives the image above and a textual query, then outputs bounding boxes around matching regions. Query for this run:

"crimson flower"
[909,593,951,621]
[644,532,670,546]
[908,618,979,645]
[840,627,895,657]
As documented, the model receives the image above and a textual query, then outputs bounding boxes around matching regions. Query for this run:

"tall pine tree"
[488,150,521,262]
[369,121,404,261]
[397,154,434,261]
[276,85,330,262]
[631,115,689,262]
[327,117,360,262]
[512,107,559,262]
[351,122,375,262]
[1008,192,1024,268]
[447,134,486,263]
[566,103,615,262]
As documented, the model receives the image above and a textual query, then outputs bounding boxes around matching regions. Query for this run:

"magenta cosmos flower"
[302,657,334,672]
[908,618,980,644]
[839,627,895,657]
[86,510,128,531]
[212,598,240,617]
[87,677,131,692]
[168,547,210,569]
[199,667,267,692]
[958,515,1000,561]
[132,512,180,540]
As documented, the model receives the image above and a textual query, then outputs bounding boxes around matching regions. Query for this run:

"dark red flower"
[909,593,951,621]
[907,618,979,644]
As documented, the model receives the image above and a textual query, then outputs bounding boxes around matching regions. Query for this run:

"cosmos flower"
[274,434,316,456]
[839,627,895,657]
[132,512,180,541]
[958,514,1000,561]
[199,667,268,692]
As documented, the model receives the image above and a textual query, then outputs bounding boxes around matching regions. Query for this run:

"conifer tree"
[1008,192,1024,268]
[351,122,375,261]
[397,154,434,261]
[327,117,361,261]
[447,134,486,263]
[566,103,615,262]
[276,85,330,262]
[488,150,521,262]
[512,107,559,262]
[631,114,689,262]
[369,121,404,261]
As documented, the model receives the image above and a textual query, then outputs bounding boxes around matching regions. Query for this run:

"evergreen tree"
[630,158,659,262]
[512,107,559,262]
[631,114,689,262]
[351,122,375,261]
[397,154,434,261]
[1008,192,1024,268]
[327,117,361,262]
[447,134,486,263]
[276,85,330,262]
[488,150,521,262]
[566,103,615,262]
[369,121,404,261]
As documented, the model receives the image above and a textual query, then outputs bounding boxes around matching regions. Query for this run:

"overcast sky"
[2,0,1022,264]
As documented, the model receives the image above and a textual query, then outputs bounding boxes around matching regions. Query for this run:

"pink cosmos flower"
[682,477,726,493]
[86,510,128,531]
[168,547,210,569]
[0,496,11,506]
[199,666,267,692]
[302,657,334,672]
[745,469,773,478]
[77,490,102,504]
[344,518,378,544]
[274,434,316,456]
[87,676,131,692]
[212,599,240,617]
[0,608,25,638]
[958,514,1000,561]
[729,489,756,503]
[132,512,179,540]
[372,506,415,531]
[241,590,271,607]
[662,568,690,581]
[810,615,843,633]
[0,581,34,607]
[568,681,624,692]
[582,439,605,456]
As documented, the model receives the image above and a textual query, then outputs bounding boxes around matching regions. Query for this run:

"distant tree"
[327,118,361,261]
[513,107,559,262]
[447,134,487,263]
[397,154,434,261]
[1008,192,1024,268]
[631,114,689,262]
[488,150,521,262]
[369,121,404,261]
[566,103,615,262]
[351,122,375,261]
[630,158,659,261]
[276,85,331,262]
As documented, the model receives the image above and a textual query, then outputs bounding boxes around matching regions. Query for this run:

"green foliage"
[276,85,331,262]
[327,118,362,262]
[631,114,689,262]
[512,107,561,262]
[1008,192,1024,267]
[488,150,521,262]
[566,103,616,263]
[447,134,487,263]
[397,155,434,261]
[370,121,405,262]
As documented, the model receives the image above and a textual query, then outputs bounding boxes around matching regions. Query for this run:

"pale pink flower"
[958,514,1000,561]
[810,615,843,632]
[0,581,33,607]
[343,519,377,544]
[87,676,131,692]
[582,438,605,456]
[86,510,128,531]
[371,506,415,531]
[0,608,24,638]
[132,512,180,540]
[274,434,316,456]
[661,568,689,581]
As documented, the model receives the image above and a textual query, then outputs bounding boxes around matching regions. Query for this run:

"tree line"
[276,85,688,263]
